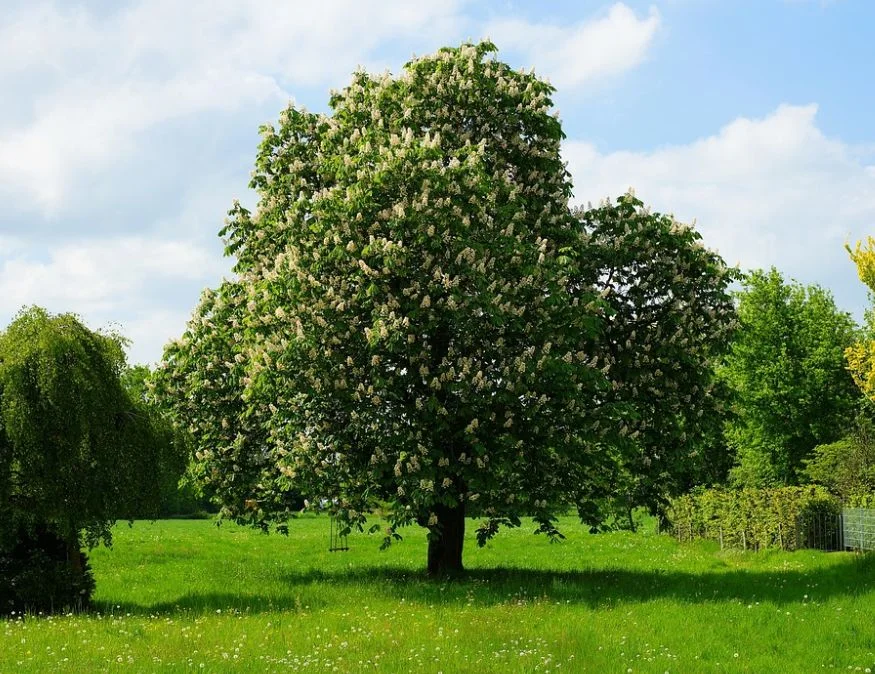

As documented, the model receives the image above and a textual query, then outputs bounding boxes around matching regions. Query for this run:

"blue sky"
[1,0,873,364]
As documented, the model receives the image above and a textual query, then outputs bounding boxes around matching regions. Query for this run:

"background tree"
[845,236,875,400]
[720,268,859,486]
[122,366,207,518]
[0,307,177,612]
[154,42,735,575]
[573,195,737,526]
[803,408,875,502]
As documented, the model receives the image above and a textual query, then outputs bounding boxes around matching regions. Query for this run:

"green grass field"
[2,516,874,673]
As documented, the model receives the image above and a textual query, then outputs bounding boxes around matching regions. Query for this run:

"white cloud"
[118,307,201,366]
[0,237,217,310]
[565,103,875,312]
[0,236,223,351]
[0,236,25,257]
[0,0,467,213]
[0,73,282,211]
[486,3,661,89]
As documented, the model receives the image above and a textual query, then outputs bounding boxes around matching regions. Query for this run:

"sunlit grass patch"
[2,517,875,672]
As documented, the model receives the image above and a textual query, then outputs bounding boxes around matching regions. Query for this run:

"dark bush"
[803,412,875,502]
[0,527,94,615]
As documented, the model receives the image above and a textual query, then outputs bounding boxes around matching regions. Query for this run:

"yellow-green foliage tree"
[846,237,875,398]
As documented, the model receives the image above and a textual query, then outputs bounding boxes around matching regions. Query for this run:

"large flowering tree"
[154,43,736,575]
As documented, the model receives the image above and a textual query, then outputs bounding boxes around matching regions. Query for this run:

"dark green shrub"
[803,413,875,502]
[0,527,95,615]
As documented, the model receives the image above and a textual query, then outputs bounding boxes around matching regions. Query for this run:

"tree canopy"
[721,269,859,487]
[154,42,736,575]
[573,196,737,521]
[0,307,177,609]
[846,237,875,401]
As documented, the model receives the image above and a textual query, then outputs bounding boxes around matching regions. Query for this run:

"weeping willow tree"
[0,307,178,611]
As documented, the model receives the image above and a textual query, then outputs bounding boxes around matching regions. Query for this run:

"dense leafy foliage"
[668,486,840,551]
[154,42,736,574]
[575,196,738,520]
[721,268,859,487]
[0,307,178,610]
[803,411,875,502]
[122,366,209,518]
[846,237,875,400]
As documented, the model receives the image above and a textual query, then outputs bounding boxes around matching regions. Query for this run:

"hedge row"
[667,486,841,551]
[847,492,875,508]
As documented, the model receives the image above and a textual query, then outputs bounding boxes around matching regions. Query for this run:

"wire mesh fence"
[796,511,844,551]
[799,508,875,552]
[842,508,875,551]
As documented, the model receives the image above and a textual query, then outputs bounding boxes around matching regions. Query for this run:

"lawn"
[2,516,874,672]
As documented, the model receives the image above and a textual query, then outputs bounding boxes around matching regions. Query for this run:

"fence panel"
[842,508,875,551]
[798,511,844,551]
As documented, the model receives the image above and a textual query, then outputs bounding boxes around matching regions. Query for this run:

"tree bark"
[66,531,83,576]
[427,502,465,577]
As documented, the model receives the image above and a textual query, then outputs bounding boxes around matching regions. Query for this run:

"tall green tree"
[574,196,737,524]
[721,269,859,486]
[154,42,736,575]
[122,365,202,518]
[0,307,177,610]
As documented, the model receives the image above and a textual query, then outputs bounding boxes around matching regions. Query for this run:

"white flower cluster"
[154,43,736,540]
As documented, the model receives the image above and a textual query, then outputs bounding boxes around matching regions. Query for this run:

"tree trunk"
[427,502,465,577]
[66,531,83,576]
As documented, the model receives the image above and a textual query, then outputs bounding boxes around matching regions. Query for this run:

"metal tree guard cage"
[329,514,349,552]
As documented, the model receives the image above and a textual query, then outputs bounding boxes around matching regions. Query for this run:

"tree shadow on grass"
[103,553,875,616]
[93,591,329,616]
[277,554,875,607]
